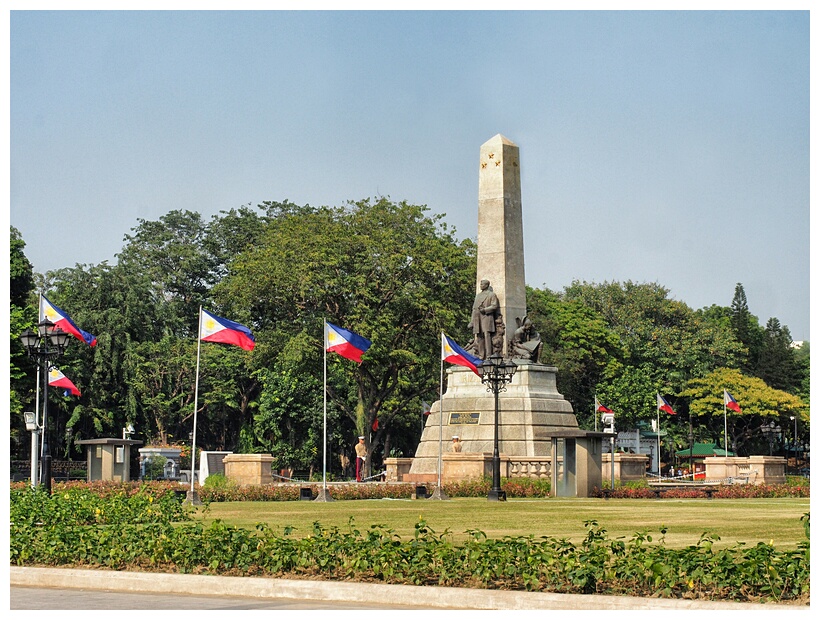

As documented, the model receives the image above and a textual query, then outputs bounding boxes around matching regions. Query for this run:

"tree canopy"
[215,197,476,475]
[10,205,809,472]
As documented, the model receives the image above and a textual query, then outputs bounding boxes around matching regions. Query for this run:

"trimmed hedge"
[10,477,554,501]
[592,481,809,500]
[10,477,808,501]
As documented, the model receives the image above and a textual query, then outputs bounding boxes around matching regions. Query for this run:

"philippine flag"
[595,397,614,414]
[40,295,97,347]
[442,333,483,376]
[325,322,372,363]
[657,393,677,415]
[48,367,81,397]
[199,309,255,351]
[724,390,742,413]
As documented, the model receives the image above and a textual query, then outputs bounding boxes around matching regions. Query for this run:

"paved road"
[10,585,428,610]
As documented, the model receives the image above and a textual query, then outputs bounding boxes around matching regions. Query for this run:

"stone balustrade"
[387,454,559,483]
[507,458,552,479]
[704,456,786,485]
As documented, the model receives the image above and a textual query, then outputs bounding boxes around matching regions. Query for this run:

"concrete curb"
[10,567,795,610]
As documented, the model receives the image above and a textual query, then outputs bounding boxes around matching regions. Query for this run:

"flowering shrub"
[711,483,809,499]
[11,477,805,502]
[442,477,551,498]
[593,483,809,499]
[9,480,189,499]
[11,477,552,501]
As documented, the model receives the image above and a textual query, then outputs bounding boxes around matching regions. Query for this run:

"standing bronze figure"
[468,279,500,359]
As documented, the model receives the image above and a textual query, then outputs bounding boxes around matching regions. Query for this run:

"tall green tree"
[730,283,764,374]
[559,280,743,428]
[124,336,196,446]
[793,341,810,403]
[755,317,801,393]
[525,286,624,425]
[217,198,476,474]
[569,281,741,375]
[116,210,215,337]
[680,367,807,456]
[42,261,169,456]
[44,207,269,455]
[10,227,36,455]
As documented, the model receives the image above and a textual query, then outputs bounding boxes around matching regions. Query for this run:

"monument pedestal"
[408,363,607,497]
[410,364,579,475]
[223,453,274,486]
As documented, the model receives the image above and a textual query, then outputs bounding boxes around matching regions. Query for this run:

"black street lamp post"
[762,421,782,457]
[688,414,694,482]
[478,354,517,501]
[20,319,71,494]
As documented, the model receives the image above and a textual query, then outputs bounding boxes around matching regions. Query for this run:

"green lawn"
[196,496,810,549]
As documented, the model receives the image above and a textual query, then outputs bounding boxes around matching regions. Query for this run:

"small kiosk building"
[77,438,143,482]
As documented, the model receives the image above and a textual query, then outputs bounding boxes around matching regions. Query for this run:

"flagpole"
[656,401,661,477]
[36,293,43,476]
[428,332,448,500]
[315,321,333,501]
[33,365,41,487]
[723,390,728,457]
[187,306,203,505]
[323,320,328,492]
[438,334,444,491]
[594,393,598,432]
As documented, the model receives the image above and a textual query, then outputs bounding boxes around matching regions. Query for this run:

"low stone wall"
[704,456,786,485]
[384,457,414,482]
[601,453,649,485]
[443,452,495,480]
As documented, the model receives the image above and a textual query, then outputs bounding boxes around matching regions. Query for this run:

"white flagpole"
[656,398,661,476]
[437,333,444,491]
[33,365,41,487]
[426,333,450,501]
[36,293,43,471]
[189,306,203,501]
[723,390,728,457]
[593,393,598,432]
[323,320,328,494]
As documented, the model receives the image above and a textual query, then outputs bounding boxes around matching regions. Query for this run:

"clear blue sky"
[8,9,811,340]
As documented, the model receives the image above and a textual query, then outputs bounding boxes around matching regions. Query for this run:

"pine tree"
[756,317,800,392]
[730,283,763,373]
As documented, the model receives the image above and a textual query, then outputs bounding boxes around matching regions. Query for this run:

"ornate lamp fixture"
[19,320,72,494]
[477,354,517,501]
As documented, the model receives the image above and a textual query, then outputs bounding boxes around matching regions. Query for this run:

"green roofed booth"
[77,438,143,482]
[675,442,734,480]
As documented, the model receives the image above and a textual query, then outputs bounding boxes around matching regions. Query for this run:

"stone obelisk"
[407,133,582,481]
[477,134,527,353]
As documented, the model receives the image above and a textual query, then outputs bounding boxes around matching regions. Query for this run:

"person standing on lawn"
[355,435,367,482]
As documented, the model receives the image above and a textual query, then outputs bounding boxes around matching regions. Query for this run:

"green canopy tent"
[675,442,734,479]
